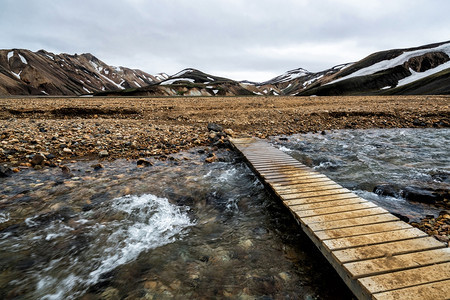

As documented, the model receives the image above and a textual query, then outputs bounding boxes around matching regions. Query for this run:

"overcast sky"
[1,0,450,82]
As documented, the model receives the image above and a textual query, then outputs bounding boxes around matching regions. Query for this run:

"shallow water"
[274,128,450,221]
[0,150,353,299]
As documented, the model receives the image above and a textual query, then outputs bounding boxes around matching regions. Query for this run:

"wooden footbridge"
[231,138,450,300]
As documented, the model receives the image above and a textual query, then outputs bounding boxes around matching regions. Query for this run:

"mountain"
[0,49,162,95]
[96,68,257,97]
[1,40,450,96]
[295,41,450,96]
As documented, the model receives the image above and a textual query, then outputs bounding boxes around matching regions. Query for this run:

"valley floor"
[0,95,449,166]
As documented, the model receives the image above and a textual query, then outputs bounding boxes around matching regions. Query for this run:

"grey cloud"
[1,0,450,81]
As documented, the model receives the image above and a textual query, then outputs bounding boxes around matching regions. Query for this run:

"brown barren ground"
[0,95,449,165]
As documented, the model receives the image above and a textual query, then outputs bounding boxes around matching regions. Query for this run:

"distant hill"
[0,49,163,95]
[1,40,449,96]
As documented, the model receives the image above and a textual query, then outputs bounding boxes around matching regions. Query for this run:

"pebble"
[99,150,109,158]
[136,159,153,167]
[205,153,217,163]
[31,154,45,166]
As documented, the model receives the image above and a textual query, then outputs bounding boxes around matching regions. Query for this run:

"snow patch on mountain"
[328,42,450,85]
[18,54,28,64]
[161,78,195,85]
[397,60,450,87]
[99,73,125,90]
[172,69,194,77]
[7,51,13,61]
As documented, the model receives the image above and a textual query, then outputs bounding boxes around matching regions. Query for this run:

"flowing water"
[0,150,353,299]
[274,128,450,221]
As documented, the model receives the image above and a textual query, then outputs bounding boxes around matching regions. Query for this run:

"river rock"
[99,150,109,158]
[205,153,217,163]
[373,184,399,198]
[401,186,442,204]
[137,159,153,167]
[0,166,12,177]
[31,154,45,166]
[91,163,104,170]
[207,123,223,132]
[224,128,234,136]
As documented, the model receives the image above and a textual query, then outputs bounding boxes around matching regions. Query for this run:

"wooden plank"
[267,174,329,183]
[324,227,428,251]
[316,221,412,240]
[260,169,318,177]
[289,198,368,210]
[281,188,353,199]
[284,193,361,206]
[344,248,450,279]
[302,207,388,224]
[272,177,334,186]
[293,202,378,218]
[274,181,343,192]
[358,262,450,294]
[308,213,399,232]
[333,236,445,263]
[373,279,450,300]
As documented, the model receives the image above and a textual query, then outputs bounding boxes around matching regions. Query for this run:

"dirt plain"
[0,95,449,165]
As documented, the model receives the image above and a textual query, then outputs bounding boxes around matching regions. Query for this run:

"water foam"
[36,194,194,299]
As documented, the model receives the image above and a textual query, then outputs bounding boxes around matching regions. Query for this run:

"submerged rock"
[0,166,12,177]
[373,184,399,198]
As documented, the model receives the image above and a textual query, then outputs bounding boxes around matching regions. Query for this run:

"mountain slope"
[296,41,450,96]
[0,49,160,95]
[96,68,257,97]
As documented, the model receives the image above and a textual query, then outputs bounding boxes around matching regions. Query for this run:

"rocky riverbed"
[0,95,449,169]
[1,96,449,241]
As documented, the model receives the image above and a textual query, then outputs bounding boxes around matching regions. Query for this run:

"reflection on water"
[0,149,352,299]
[274,128,450,221]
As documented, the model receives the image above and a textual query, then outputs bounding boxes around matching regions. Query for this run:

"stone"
[31,154,45,166]
[62,147,72,154]
[91,163,104,170]
[0,166,12,177]
[205,153,217,163]
[373,184,399,197]
[137,159,153,167]
[401,186,442,204]
[99,150,109,158]
[100,287,120,300]
[224,128,234,136]
[207,123,223,132]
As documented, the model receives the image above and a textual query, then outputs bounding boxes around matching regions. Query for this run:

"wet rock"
[0,166,12,177]
[373,184,399,198]
[31,154,45,166]
[82,204,94,211]
[60,165,72,177]
[401,186,442,204]
[205,153,217,163]
[137,158,153,167]
[63,147,72,154]
[91,163,104,170]
[207,123,223,132]
[99,150,109,158]
[100,287,120,300]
